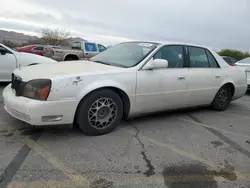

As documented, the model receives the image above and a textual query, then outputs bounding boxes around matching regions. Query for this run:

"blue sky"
[0,0,250,50]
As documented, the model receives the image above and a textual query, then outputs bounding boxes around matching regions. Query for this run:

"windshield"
[89,42,159,67]
[237,57,250,64]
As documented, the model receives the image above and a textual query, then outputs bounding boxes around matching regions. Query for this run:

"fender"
[76,79,132,101]
[219,78,235,88]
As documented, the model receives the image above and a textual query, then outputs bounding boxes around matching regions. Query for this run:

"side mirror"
[143,59,168,70]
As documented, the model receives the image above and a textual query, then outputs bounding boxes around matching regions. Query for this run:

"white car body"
[2,41,247,128]
[0,43,57,82]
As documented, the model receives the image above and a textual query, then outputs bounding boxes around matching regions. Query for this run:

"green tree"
[217,49,250,61]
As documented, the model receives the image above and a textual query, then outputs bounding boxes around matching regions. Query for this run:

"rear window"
[72,42,82,50]
[33,46,44,51]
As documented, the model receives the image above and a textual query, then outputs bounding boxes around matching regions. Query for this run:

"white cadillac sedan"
[2,41,247,135]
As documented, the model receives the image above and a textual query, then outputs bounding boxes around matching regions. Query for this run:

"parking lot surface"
[0,83,250,188]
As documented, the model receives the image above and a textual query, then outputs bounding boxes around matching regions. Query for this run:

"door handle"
[177,76,186,80]
[215,75,220,79]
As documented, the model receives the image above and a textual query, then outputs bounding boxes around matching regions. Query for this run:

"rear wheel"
[211,85,232,111]
[76,89,123,136]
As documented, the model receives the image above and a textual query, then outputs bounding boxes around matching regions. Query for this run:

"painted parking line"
[123,128,250,181]
[177,117,249,139]
[21,137,89,187]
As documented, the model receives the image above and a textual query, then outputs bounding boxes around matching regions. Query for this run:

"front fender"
[77,80,130,100]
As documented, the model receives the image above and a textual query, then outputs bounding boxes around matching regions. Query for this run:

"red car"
[16,45,45,56]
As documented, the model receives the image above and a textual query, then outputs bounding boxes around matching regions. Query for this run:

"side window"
[206,50,219,68]
[98,44,106,52]
[0,45,11,54]
[188,47,209,68]
[33,46,44,51]
[72,42,82,50]
[153,45,184,68]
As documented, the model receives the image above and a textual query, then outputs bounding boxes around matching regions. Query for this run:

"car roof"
[123,40,213,50]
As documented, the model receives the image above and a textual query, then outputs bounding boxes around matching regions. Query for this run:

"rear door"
[186,46,223,106]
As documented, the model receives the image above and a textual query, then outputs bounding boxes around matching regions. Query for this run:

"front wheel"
[76,89,123,136]
[211,85,232,111]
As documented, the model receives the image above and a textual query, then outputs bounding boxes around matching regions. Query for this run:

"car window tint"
[0,45,11,54]
[72,42,82,50]
[188,47,209,68]
[33,46,44,51]
[206,50,219,68]
[98,44,106,52]
[153,45,184,68]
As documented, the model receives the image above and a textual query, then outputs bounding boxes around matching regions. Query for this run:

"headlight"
[22,79,51,100]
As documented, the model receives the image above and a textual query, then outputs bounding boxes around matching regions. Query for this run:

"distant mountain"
[0,29,87,45]
[0,29,38,44]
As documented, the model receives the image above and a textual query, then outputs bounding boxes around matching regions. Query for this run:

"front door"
[0,45,16,81]
[135,45,189,114]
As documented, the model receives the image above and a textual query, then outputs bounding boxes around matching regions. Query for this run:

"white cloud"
[0,0,250,49]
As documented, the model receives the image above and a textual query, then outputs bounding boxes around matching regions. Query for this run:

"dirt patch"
[2,132,14,137]
[162,161,237,188]
[90,179,113,188]
[0,130,8,133]
[162,164,218,188]
[210,141,224,148]
[20,129,43,136]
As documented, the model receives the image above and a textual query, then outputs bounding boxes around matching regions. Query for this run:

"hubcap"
[88,98,117,129]
[217,88,228,106]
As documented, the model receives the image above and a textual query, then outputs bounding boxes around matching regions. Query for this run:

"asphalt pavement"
[0,83,250,188]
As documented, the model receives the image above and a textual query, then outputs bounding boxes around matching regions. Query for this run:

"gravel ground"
[0,83,250,188]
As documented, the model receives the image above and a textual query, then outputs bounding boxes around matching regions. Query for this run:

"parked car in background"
[44,41,107,61]
[16,45,61,56]
[235,57,250,89]
[3,41,247,135]
[0,43,57,82]
[221,56,237,66]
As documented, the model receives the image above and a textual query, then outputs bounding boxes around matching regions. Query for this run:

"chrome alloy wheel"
[88,98,117,129]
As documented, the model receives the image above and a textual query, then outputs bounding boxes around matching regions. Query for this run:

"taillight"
[231,64,237,66]
[50,50,54,55]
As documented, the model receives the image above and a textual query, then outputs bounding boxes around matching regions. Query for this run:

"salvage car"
[16,45,61,56]
[43,41,107,61]
[0,43,57,82]
[3,41,247,135]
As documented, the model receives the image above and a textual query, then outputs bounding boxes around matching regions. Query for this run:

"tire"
[76,89,123,136]
[65,57,75,61]
[211,85,232,111]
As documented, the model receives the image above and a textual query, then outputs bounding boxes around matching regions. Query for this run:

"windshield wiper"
[92,60,111,65]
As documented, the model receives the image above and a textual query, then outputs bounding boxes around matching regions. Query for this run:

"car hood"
[13,60,124,81]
